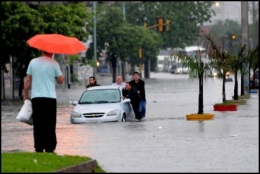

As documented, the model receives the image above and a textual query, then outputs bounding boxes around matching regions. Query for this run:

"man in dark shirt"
[122,82,142,120]
[130,71,146,120]
[86,76,100,88]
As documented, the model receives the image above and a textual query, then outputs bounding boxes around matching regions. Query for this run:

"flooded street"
[1,72,259,172]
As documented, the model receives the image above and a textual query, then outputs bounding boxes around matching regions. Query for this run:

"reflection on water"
[198,121,204,133]
[1,105,95,156]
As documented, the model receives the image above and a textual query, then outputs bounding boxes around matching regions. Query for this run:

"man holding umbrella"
[24,51,64,153]
[24,34,87,153]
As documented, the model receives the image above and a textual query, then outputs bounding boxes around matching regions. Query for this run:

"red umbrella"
[27,34,87,54]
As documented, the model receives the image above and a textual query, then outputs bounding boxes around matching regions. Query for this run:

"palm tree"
[206,35,232,103]
[174,47,211,114]
[229,44,247,100]
[248,44,259,89]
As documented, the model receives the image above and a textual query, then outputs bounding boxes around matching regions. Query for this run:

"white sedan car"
[70,85,132,124]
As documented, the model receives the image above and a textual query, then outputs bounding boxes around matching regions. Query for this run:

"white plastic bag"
[16,99,33,125]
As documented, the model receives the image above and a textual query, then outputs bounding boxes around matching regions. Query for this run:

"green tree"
[1,1,44,72]
[176,48,211,114]
[141,29,163,73]
[1,1,46,98]
[28,3,92,40]
[1,2,93,99]
[95,5,162,82]
[229,45,247,100]
[206,35,233,103]
[248,44,259,89]
[95,5,127,82]
[126,1,215,49]
[133,27,163,74]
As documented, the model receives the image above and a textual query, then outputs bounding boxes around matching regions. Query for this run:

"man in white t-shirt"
[24,51,64,153]
[112,75,125,87]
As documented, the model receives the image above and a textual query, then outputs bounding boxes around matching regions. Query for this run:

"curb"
[56,159,98,173]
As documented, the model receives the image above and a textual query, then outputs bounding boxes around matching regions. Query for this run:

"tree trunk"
[130,63,135,75]
[198,63,204,114]
[233,70,239,100]
[18,75,23,99]
[111,53,117,83]
[1,68,5,100]
[144,59,150,79]
[222,70,226,103]
[249,65,252,89]
[122,61,125,82]
[240,75,244,96]
[252,67,257,89]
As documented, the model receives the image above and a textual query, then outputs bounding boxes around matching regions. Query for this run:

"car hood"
[76,103,120,113]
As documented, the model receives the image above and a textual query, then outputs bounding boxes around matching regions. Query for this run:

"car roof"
[86,85,123,91]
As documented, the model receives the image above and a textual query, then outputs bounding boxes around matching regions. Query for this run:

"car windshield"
[79,89,121,104]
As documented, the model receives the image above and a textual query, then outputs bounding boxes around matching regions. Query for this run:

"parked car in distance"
[205,68,218,77]
[170,62,189,74]
[170,64,177,74]
[70,85,131,124]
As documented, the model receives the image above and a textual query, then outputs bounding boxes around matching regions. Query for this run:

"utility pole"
[252,1,257,48]
[241,1,249,95]
[93,1,97,77]
[122,2,126,81]
[138,48,143,78]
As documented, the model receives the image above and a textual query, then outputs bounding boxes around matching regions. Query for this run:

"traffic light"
[157,17,164,32]
[232,35,236,40]
[164,20,170,31]
[138,48,142,58]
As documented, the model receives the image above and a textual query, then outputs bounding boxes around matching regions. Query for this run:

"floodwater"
[1,72,259,172]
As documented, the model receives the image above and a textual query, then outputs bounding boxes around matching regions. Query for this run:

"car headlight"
[107,109,118,116]
[71,111,81,118]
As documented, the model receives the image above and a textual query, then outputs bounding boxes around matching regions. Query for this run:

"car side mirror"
[122,98,131,103]
[72,101,78,106]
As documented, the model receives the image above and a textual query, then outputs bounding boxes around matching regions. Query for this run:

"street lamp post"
[122,2,127,81]
[93,1,97,77]
[241,1,249,95]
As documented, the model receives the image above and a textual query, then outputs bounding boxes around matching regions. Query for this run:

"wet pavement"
[1,72,259,172]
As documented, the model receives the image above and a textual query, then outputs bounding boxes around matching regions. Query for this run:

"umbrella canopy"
[27,34,87,55]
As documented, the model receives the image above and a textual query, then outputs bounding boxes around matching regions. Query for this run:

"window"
[79,89,121,104]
